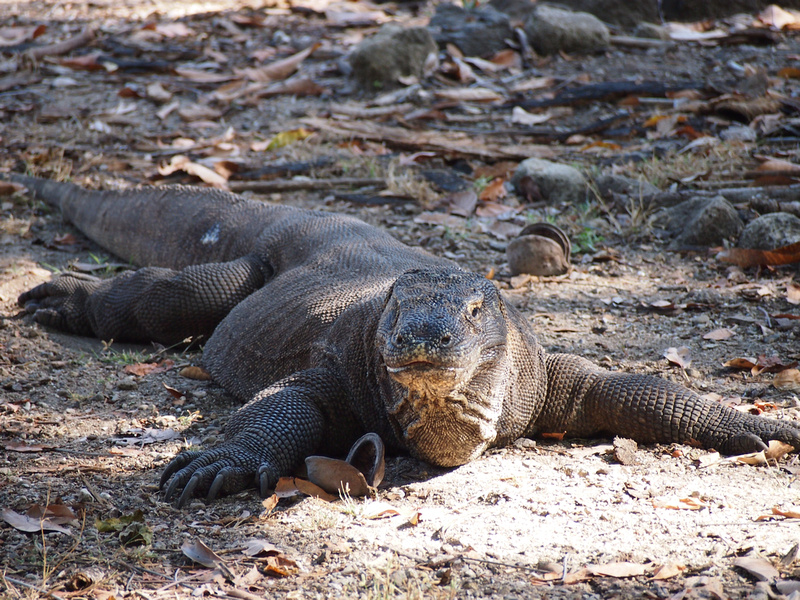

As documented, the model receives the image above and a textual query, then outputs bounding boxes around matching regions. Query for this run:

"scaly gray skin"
[10,174,800,507]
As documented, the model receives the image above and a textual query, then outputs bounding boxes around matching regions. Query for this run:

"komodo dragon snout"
[376,268,507,392]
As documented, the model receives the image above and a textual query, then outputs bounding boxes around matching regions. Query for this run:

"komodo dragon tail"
[6,173,278,270]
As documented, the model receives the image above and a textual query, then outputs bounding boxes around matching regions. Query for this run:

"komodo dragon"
[9,173,800,507]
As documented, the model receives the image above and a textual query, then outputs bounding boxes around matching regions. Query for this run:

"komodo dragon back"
[9,173,286,269]
[8,174,800,508]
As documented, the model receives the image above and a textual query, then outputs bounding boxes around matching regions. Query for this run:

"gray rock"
[428,4,513,58]
[524,5,609,56]
[487,0,535,20]
[651,196,743,247]
[348,25,437,89]
[512,158,587,205]
[632,22,671,41]
[719,125,757,142]
[739,213,800,250]
[117,376,138,391]
[594,174,660,202]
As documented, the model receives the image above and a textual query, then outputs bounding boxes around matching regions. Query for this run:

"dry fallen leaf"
[238,43,320,83]
[274,476,336,502]
[772,506,800,519]
[510,107,552,126]
[664,346,691,369]
[650,563,685,580]
[732,556,778,582]
[242,538,281,557]
[260,494,278,518]
[774,368,800,391]
[758,4,800,29]
[123,359,174,377]
[158,155,229,188]
[736,451,767,466]
[181,539,227,570]
[362,501,400,520]
[180,365,212,380]
[652,497,706,510]
[697,451,722,468]
[787,281,800,305]
[3,441,56,452]
[0,507,72,534]
[703,328,735,341]
[717,241,800,268]
[587,562,648,578]
[0,24,47,46]
[765,440,794,461]
[433,88,504,103]
[305,456,370,497]
[478,178,507,203]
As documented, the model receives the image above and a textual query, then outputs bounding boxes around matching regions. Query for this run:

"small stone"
[632,22,671,40]
[612,437,638,465]
[117,377,138,391]
[78,488,95,503]
[514,438,537,449]
[512,158,587,205]
[594,174,660,201]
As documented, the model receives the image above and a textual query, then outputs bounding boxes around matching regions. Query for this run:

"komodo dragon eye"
[469,302,481,318]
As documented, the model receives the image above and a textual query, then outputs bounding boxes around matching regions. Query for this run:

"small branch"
[638,184,800,209]
[26,28,95,60]
[749,197,800,218]
[228,178,385,193]
[3,576,66,600]
[610,35,673,49]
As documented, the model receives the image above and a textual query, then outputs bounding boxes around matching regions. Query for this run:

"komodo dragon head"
[376,268,511,467]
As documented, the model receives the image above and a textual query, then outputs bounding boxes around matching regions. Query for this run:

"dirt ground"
[1,0,800,598]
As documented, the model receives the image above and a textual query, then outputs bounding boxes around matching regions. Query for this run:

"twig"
[639,184,800,209]
[610,35,673,49]
[26,28,95,60]
[749,197,800,218]
[226,587,267,600]
[228,178,385,193]
[3,576,66,600]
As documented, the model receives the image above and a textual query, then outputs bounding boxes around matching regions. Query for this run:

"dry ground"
[1,0,800,598]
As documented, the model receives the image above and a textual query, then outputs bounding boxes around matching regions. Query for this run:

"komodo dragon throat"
[9,174,800,507]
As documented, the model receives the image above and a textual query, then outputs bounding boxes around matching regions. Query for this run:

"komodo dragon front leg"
[159,368,358,507]
[18,255,268,345]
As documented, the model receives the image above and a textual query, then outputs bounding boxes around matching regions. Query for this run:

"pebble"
[117,377,138,391]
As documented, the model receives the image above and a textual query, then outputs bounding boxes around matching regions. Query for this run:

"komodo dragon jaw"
[376,269,510,466]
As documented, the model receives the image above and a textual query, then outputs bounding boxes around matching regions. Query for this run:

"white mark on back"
[201,223,221,245]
